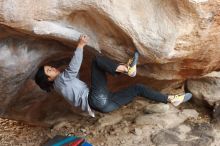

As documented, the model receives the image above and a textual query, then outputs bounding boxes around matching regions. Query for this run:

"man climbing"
[35,35,192,117]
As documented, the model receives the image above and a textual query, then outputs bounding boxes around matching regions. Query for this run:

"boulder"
[144,103,170,114]
[187,71,220,106]
[151,123,216,146]
[98,113,123,128]
[0,0,219,124]
[135,107,198,129]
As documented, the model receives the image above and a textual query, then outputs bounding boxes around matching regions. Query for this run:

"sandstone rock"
[181,109,199,118]
[177,124,191,134]
[187,71,220,125]
[52,121,71,130]
[80,128,87,133]
[213,102,220,128]
[152,123,215,146]
[98,113,123,127]
[135,109,198,129]
[120,139,126,144]
[1,0,220,79]
[187,71,220,106]
[144,103,170,114]
[0,0,219,125]
[122,127,129,133]
[134,128,142,136]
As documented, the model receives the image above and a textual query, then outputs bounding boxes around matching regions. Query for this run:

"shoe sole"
[172,93,192,106]
[127,50,139,77]
[130,51,139,67]
[183,93,192,102]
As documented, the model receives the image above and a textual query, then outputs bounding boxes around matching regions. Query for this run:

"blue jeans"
[88,56,168,113]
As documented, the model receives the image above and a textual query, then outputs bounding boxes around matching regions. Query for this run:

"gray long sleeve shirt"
[53,47,95,117]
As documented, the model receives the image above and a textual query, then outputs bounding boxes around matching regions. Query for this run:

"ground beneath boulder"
[0,98,219,146]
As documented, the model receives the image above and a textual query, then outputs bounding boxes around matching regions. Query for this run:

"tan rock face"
[187,71,220,106]
[187,71,220,124]
[0,0,220,124]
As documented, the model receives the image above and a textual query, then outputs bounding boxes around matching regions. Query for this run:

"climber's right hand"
[78,34,89,49]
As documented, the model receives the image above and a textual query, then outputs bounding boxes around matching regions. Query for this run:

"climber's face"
[44,65,60,81]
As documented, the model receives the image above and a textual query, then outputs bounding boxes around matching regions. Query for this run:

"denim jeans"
[88,56,168,113]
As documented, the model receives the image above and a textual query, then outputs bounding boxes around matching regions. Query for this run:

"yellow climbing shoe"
[127,50,139,77]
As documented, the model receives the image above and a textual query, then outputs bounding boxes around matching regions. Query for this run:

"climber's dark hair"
[35,66,54,92]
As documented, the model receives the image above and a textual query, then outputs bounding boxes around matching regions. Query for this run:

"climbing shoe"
[170,93,192,106]
[127,50,139,77]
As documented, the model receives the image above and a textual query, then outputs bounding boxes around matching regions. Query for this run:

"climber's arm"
[63,35,89,78]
